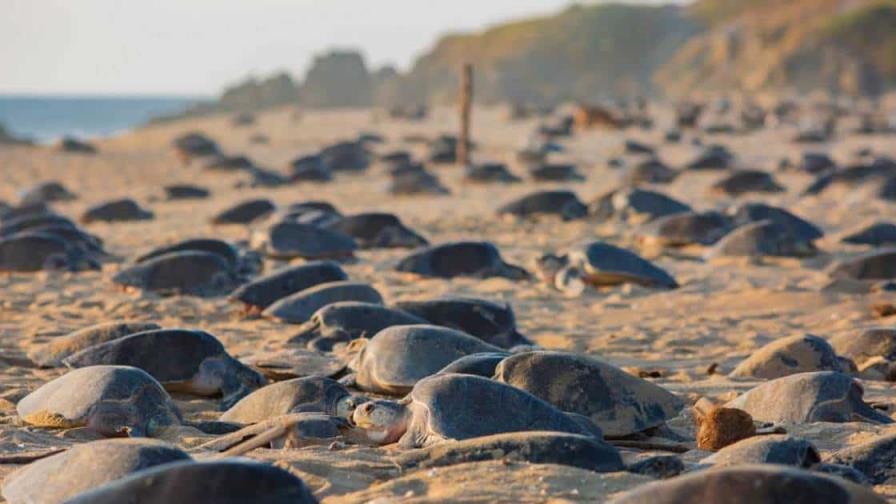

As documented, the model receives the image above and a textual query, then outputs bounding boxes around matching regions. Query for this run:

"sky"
[0,0,685,96]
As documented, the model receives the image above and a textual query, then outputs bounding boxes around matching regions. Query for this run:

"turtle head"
[86,402,143,437]
[351,399,408,445]
[335,394,369,419]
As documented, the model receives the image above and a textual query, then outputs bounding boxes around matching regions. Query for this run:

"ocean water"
[0,95,205,143]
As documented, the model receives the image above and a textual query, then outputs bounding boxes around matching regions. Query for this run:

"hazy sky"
[1,0,683,96]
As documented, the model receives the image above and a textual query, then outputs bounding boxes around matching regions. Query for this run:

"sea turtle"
[828,249,896,281]
[528,163,585,182]
[55,137,97,154]
[112,251,238,297]
[878,176,896,201]
[535,241,678,295]
[436,352,511,377]
[685,145,734,170]
[349,325,503,395]
[251,221,356,260]
[287,302,427,351]
[711,170,785,196]
[729,334,844,379]
[0,202,51,223]
[639,211,733,247]
[262,281,384,324]
[164,184,210,200]
[0,212,75,237]
[62,328,265,409]
[26,225,105,256]
[842,223,896,246]
[731,202,824,241]
[494,351,684,437]
[708,220,817,258]
[394,241,529,280]
[725,371,893,424]
[627,455,685,479]
[18,181,77,205]
[289,154,332,183]
[325,212,428,249]
[388,170,450,195]
[0,438,191,504]
[211,199,276,225]
[829,328,896,377]
[16,365,183,437]
[27,320,161,367]
[827,432,896,484]
[796,152,837,174]
[0,233,97,272]
[81,199,153,223]
[241,166,290,188]
[172,132,220,162]
[701,435,820,467]
[624,140,655,156]
[203,154,254,172]
[320,140,369,172]
[496,190,588,221]
[464,163,522,184]
[590,188,692,223]
[396,431,624,473]
[136,238,240,270]
[219,376,359,424]
[64,459,318,504]
[609,465,884,504]
[623,159,678,185]
[351,373,600,447]
[229,261,348,314]
[394,296,533,349]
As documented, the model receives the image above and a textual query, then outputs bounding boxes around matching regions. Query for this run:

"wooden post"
[457,63,473,165]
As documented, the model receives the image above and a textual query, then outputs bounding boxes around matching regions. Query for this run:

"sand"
[0,104,895,502]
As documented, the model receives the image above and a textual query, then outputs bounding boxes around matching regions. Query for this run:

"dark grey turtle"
[731,202,824,241]
[64,460,318,504]
[609,465,883,504]
[136,238,240,269]
[396,431,623,473]
[394,241,529,280]
[164,184,210,200]
[220,376,358,424]
[725,371,893,424]
[172,132,220,161]
[321,140,369,172]
[803,161,896,196]
[1,438,190,504]
[639,211,733,247]
[387,161,426,177]
[262,281,384,324]
[288,302,427,351]
[0,202,52,223]
[797,152,837,174]
[25,224,105,256]
[388,169,450,195]
[878,176,896,201]
[535,241,678,295]
[829,328,896,374]
[284,200,341,218]
[627,455,685,479]
[730,334,844,379]
[27,321,161,367]
[351,373,599,447]
[709,220,817,258]
[828,249,896,281]
[325,212,428,249]
[81,199,153,223]
[624,159,678,185]
[496,190,588,221]
[624,140,655,155]
[436,352,511,377]
[394,296,533,349]
[211,199,276,225]
[685,145,734,170]
[289,154,332,183]
[55,137,97,154]
[701,435,820,468]
[711,170,785,196]
[16,365,182,437]
[843,223,896,246]
[350,325,503,395]
[827,432,896,485]
[203,154,254,172]
[464,163,521,184]
[528,163,585,182]
[590,188,692,223]
[18,181,77,205]
[62,329,266,409]
[251,221,356,260]
[494,351,684,437]
[112,251,238,297]
[0,212,75,237]
[0,232,97,272]
[228,261,347,314]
